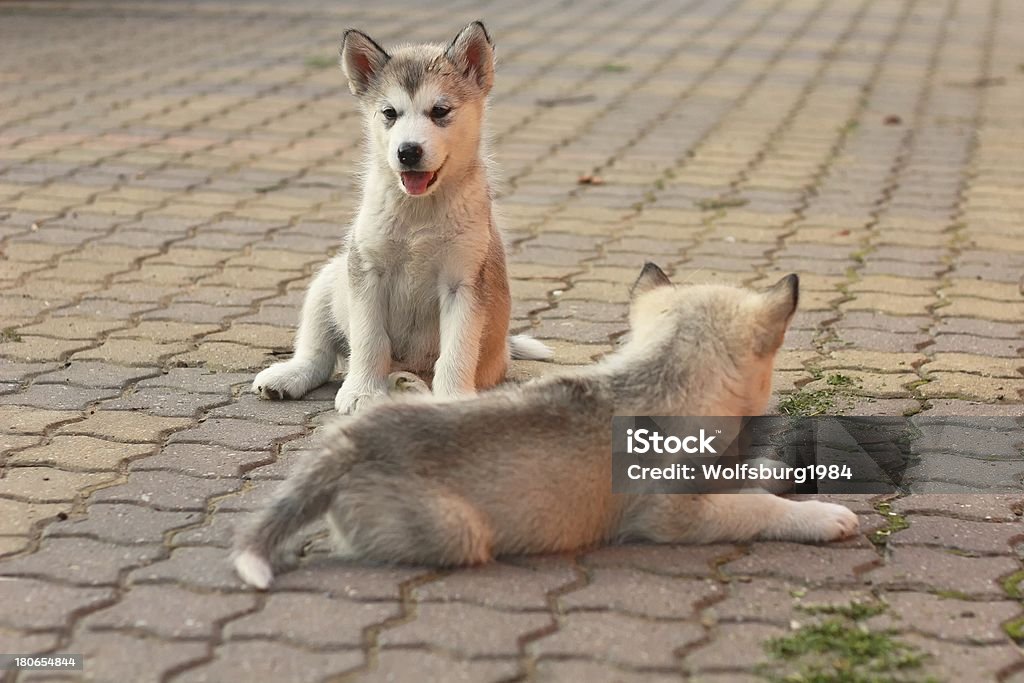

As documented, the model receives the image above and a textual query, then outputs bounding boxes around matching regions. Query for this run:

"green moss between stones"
[1002,615,1024,644]
[1001,570,1024,600]
[868,502,909,547]
[763,618,934,683]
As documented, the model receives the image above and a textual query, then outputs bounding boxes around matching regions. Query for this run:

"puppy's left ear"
[447,21,495,93]
[755,273,799,355]
[630,261,673,299]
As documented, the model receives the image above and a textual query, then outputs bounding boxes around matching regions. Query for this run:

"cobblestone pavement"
[1,0,1023,681]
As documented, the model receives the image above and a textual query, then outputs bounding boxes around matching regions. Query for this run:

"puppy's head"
[341,22,494,198]
[627,263,800,414]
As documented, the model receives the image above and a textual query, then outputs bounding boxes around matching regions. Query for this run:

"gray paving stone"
[84,584,257,639]
[0,536,163,586]
[33,362,161,389]
[225,592,397,647]
[167,418,306,451]
[89,470,242,511]
[0,578,113,630]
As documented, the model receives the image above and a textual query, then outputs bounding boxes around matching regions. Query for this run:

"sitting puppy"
[253,22,549,414]
[234,263,859,589]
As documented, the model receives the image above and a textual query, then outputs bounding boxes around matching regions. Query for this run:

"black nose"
[397,142,423,167]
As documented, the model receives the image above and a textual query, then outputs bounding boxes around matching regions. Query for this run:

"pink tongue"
[401,171,434,195]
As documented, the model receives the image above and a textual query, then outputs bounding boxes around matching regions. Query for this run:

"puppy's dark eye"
[382,107,398,121]
[430,105,451,120]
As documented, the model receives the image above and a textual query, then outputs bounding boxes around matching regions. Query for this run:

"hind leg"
[328,482,493,566]
[253,255,349,400]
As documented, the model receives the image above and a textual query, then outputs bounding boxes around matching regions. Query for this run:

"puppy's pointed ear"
[341,29,390,96]
[755,274,799,355]
[630,262,672,299]
[446,21,495,93]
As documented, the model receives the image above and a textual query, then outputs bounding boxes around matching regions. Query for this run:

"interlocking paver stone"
[371,651,520,683]
[562,568,721,618]
[84,584,256,639]
[45,503,198,545]
[867,547,1018,599]
[0,536,163,586]
[380,602,550,657]
[167,418,305,450]
[0,578,113,630]
[53,632,207,683]
[533,611,704,668]
[90,470,241,511]
[173,641,363,683]
[225,592,397,648]
[414,560,577,611]
[7,436,154,471]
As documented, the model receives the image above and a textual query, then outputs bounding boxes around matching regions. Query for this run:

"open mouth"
[400,160,444,196]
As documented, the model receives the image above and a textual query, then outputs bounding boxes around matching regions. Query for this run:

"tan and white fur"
[234,264,860,589]
[252,22,550,414]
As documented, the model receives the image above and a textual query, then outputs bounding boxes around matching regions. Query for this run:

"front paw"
[334,382,387,414]
[253,362,308,400]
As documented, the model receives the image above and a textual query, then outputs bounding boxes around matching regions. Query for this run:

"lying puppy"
[252,22,549,414]
[235,263,859,589]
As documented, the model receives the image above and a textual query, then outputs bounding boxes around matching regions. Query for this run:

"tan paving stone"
[15,317,129,340]
[942,278,1023,301]
[0,536,31,557]
[108,321,220,343]
[8,436,155,471]
[35,260,127,283]
[74,338,192,365]
[924,353,1023,379]
[0,336,95,362]
[819,350,925,372]
[800,371,920,398]
[917,373,1024,402]
[57,411,192,442]
[0,467,118,503]
[0,499,72,535]
[205,324,294,349]
[170,341,275,371]
[150,248,233,268]
[848,275,937,296]
[199,266,294,290]
[0,406,81,434]
[839,292,934,316]
[938,298,1024,322]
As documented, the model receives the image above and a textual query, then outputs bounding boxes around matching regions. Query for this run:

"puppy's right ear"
[340,30,390,96]
[630,262,672,299]
[754,273,800,356]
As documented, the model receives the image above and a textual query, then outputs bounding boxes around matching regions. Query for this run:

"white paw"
[334,381,387,414]
[253,362,313,401]
[785,501,860,543]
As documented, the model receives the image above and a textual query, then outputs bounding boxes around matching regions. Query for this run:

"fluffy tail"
[232,425,357,590]
[509,334,553,361]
